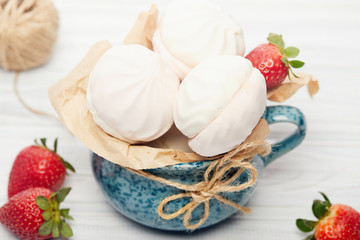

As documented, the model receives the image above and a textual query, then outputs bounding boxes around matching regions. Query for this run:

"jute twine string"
[13,71,58,118]
[127,140,271,230]
[0,0,59,116]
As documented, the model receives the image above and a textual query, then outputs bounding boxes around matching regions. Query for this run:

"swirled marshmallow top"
[152,0,245,80]
[87,44,179,144]
[174,55,266,156]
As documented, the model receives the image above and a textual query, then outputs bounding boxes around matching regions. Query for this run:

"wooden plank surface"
[1,0,360,239]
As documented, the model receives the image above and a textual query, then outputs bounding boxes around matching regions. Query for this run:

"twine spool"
[0,0,59,71]
[0,0,59,117]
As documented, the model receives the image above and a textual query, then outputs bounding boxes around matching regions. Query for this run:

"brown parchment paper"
[123,4,158,50]
[267,72,319,102]
[48,4,270,170]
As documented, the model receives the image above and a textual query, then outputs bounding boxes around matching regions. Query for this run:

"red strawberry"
[296,192,360,240]
[245,33,305,89]
[8,138,75,198]
[0,187,73,240]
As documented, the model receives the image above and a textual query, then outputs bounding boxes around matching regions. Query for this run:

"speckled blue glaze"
[92,105,306,231]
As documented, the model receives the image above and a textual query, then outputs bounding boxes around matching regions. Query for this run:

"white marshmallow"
[174,56,251,138]
[152,31,191,81]
[87,44,179,144]
[152,0,245,80]
[174,55,266,157]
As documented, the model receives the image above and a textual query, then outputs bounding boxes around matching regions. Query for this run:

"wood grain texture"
[1,0,360,239]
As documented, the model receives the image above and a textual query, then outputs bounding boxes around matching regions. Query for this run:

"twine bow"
[128,140,271,230]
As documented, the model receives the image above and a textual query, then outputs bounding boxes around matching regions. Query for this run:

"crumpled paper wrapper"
[48,5,270,169]
[123,4,158,50]
[267,73,319,102]
[48,37,269,169]
[49,4,318,170]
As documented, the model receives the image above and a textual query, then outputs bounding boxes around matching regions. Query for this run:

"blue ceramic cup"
[92,105,306,231]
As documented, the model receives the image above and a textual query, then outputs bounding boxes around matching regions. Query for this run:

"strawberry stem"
[288,66,300,79]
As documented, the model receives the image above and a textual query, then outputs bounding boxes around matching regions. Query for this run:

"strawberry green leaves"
[63,159,76,173]
[61,208,74,220]
[52,138,76,173]
[267,33,285,49]
[297,192,360,239]
[40,138,47,148]
[54,138,58,153]
[312,200,329,219]
[36,187,74,238]
[267,33,305,79]
[38,220,53,236]
[296,219,317,232]
[312,192,331,219]
[284,47,299,58]
[60,221,73,237]
[35,138,76,173]
[296,192,332,239]
[43,210,52,221]
[56,187,71,203]
[36,196,50,210]
[289,60,305,68]
[319,192,330,203]
[52,223,60,238]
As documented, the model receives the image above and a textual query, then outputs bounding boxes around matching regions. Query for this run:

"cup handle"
[261,105,306,167]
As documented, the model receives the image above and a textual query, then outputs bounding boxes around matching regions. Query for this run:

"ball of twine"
[0,0,59,71]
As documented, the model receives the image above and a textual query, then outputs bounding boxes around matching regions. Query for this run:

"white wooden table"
[1,0,360,239]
